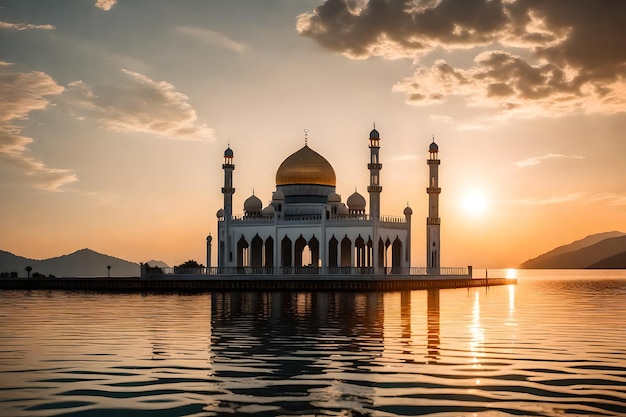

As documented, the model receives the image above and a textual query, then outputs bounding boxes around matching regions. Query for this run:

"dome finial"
[373,121,376,129]
[304,128,309,146]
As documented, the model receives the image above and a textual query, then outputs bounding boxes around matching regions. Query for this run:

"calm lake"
[1,270,626,416]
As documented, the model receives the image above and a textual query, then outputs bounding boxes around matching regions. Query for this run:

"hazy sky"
[1,0,625,268]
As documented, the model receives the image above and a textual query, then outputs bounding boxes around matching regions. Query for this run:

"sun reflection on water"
[469,291,484,365]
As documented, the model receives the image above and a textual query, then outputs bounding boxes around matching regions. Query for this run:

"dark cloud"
[298,0,626,115]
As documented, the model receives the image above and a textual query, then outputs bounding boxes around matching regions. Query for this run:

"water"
[1,270,626,416]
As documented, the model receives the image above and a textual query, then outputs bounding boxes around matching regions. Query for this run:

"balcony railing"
[220,214,408,224]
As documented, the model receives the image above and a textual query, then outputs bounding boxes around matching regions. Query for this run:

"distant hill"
[0,248,140,278]
[587,251,626,269]
[520,233,626,269]
[145,259,170,269]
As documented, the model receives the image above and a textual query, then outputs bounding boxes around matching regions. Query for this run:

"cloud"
[0,62,77,191]
[174,26,245,53]
[65,69,214,141]
[505,193,583,206]
[298,0,626,116]
[505,192,626,207]
[95,0,117,11]
[0,21,55,30]
[515,153,585,168]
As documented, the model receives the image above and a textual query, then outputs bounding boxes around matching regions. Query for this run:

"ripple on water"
[1,280,626,416]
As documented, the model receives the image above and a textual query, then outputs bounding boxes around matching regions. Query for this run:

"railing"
[145,266,469,277]
[219,214,407,223]
[284,214,322,221]
[230,215,274,222]
[379,215,406,224]
[327,214,371,221]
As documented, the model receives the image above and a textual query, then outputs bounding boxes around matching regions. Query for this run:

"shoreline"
[0,276,515,292]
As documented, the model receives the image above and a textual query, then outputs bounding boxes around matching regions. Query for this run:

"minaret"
[426,138,441,273]
[206,234,212,270]
[221,146,235,266]
[367,125,382,219]
[222,146,235,218]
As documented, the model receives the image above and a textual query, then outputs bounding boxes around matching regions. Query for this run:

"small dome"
[337,204,349,215]
[328,192,341,203]
[261,204,275,215]
[369,129,380,139]
[404,206,413,216]
[224,146,234,157]
[347,191,366,209]
[244,194,262,212]
[216,208,224,218]
[429,141,438,152]
[272,190,285,201]
[276,145,336,187]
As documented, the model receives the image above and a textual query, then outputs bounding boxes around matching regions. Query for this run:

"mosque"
[210,127,442,275]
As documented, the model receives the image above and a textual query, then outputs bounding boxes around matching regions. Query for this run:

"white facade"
[214,128,429,273]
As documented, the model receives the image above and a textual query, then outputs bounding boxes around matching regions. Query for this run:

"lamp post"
[107,265,111,278]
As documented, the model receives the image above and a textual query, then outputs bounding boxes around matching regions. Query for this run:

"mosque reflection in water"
[208,289,442,378]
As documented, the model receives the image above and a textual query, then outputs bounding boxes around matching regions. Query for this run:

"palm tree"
[25,266,32,279]
[107,265,111,278]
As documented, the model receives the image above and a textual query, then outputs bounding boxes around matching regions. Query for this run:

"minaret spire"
[426,138,441,273]
[220,144,235,267]
[367,125,382,219]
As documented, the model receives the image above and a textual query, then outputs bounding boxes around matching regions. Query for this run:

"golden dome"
[276,145,336,186]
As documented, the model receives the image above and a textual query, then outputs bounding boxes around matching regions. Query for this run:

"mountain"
[0,248,140,278]
[520,233,626,269]
[145,259,169,268]
[587,251,626,269]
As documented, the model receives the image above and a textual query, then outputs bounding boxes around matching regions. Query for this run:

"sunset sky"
[1,0,625,269]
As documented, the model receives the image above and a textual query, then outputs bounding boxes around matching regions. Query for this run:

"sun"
[461,190,488,215]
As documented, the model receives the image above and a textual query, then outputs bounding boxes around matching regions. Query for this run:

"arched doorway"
[328,236,338,269]
[250,234,263,268]
[264,237,274,269]
[309,236,319,267]
[377,238,385,270]
[281,236,292,268]
[355,235,365,268]
[294,235,308,267]
[237,236,249,267]
[392,237,402,274]
[341,236,352,267]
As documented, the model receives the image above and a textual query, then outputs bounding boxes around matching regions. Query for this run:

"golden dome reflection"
[276,145,336,187]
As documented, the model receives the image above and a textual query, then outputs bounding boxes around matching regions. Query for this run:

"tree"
[25,266,32,279]
[174,260,205,274]
[176,260,204,269]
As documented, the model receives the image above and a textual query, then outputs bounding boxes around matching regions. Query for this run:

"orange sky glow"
[1,0,625,268]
